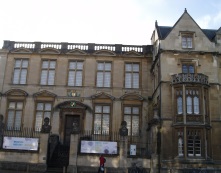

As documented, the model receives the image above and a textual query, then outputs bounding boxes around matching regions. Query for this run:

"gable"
[91,92,115,100]
[5,89,28,97]
[39,48,60,54]
[11,48,32,54]
[123,50,143,57]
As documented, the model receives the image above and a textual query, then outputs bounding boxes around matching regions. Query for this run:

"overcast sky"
[1,0,221,48]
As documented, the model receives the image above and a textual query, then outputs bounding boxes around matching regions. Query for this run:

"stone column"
[68,134,79,173]
[38,133,49,171]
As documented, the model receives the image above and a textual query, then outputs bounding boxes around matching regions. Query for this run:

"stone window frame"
[40,59,57,85]
[124,62,140,89]
[96,61,112,88]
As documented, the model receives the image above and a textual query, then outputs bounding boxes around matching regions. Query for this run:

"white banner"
[80,140,117,154]
[3,137,39,151]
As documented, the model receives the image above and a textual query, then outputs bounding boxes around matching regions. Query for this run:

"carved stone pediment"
[4,89,28,97]
[11,48,32,54]
[39,48,60,54]
[124,50,142,57]
[66,49,87,55]
[91,92,115,100]
[93,50,116,56]
[120,92,144,101]
[33,90,57,98]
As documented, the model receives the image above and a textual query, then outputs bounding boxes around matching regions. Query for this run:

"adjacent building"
[0,9,221,173]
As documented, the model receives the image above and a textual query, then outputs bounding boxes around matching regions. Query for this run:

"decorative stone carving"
[119,121,128,136]
[41,117,51,133]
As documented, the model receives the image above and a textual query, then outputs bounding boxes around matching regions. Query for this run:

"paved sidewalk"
[0,170,41,173]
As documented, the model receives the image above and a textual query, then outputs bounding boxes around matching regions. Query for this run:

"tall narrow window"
[176,90,183,114]
[35,102,52,131]
[40,60,56,85]
[182,35,193,48]
[178,136,184,156]
[96,62,111,87]
[124,106,140,136]
[94,105,110,134]
[187,130,201,156]
[7,101,23,130]
[13,59,29,84]
[186,89,200,115]
[68,61,83,86]
[125,63,140,88]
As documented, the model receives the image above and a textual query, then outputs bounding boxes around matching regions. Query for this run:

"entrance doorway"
[64,115,80,145]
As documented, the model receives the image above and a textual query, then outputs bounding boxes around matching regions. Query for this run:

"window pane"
[133,64,139,72]
[48,70,55,85]
[182,65,188,73]
[94,114,101,134]
[42,61,49,68]
[20,69,27,84]
[177,97,183,114]
[35,112,43,130]
[13,69,20,84]
[15,60,21,68]
[186,96,192,114]
[49,61,56,68]
[194,97,199,114]
[45,103,52,111]
[124,115,131,136]
[16,102,23,109]
[105,63,111,71]
[189,65,194,73]
[125,64,132,71]
[124,107,131,114]
[77,62,83,69]
[97,63,104,70]
[40,70,47,85]
[102,114,109,134]
[132,115,139,136]
[103,106,110,113]
[76,71,82,86]
[133,73,139,88]
[37,103,44,110]
[22,60,29,68]
[68,71,75,86]
[9,102,15,109]
[69,62,76,69]
[132,107,139,114]
[95,106,102,113]
[44,112,51,120]
[125,73,132,88]
[97,72,103,87]
[7,111,14,127]
[104,72,111,87]
[14,111,22,129]
[178,137,184,156]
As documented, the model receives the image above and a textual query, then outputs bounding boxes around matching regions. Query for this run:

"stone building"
[0,9,221,173]
[150,9,221,173]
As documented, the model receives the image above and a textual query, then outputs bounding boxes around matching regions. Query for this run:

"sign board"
[80,140,117,154]
[130,144,136,155]
[3,136,39,151]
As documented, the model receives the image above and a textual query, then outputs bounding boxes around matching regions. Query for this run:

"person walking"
[98,154,106,173]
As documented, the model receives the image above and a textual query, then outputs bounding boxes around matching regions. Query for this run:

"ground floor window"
[7,101,23,130]
[35,102,52,131]
[124,106,140,136]
[94,105,110,134]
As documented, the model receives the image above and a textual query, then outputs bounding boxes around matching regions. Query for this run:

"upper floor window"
[124,106,140,136]
[182,34,193,48]
[68,61,83,86]
[40,60,56,85]
[6,101,23,130]
[96,62,111,87]
[125,63,140,89]
[182,64,195,73]
[94,105,110,134]
[176,88,200,115]
[13,59,29,84]
[35,102,52,131]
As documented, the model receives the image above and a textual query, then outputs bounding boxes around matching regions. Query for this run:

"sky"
[1,0,221,48]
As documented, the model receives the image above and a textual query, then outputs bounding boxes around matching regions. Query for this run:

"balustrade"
[171,73,209,85]
[3,40,149,55]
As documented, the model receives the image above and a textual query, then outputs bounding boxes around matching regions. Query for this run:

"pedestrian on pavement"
[98,154,106,173]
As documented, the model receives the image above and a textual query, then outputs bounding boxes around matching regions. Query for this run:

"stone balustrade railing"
[171,73,209,85]
[2,40,152,55]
